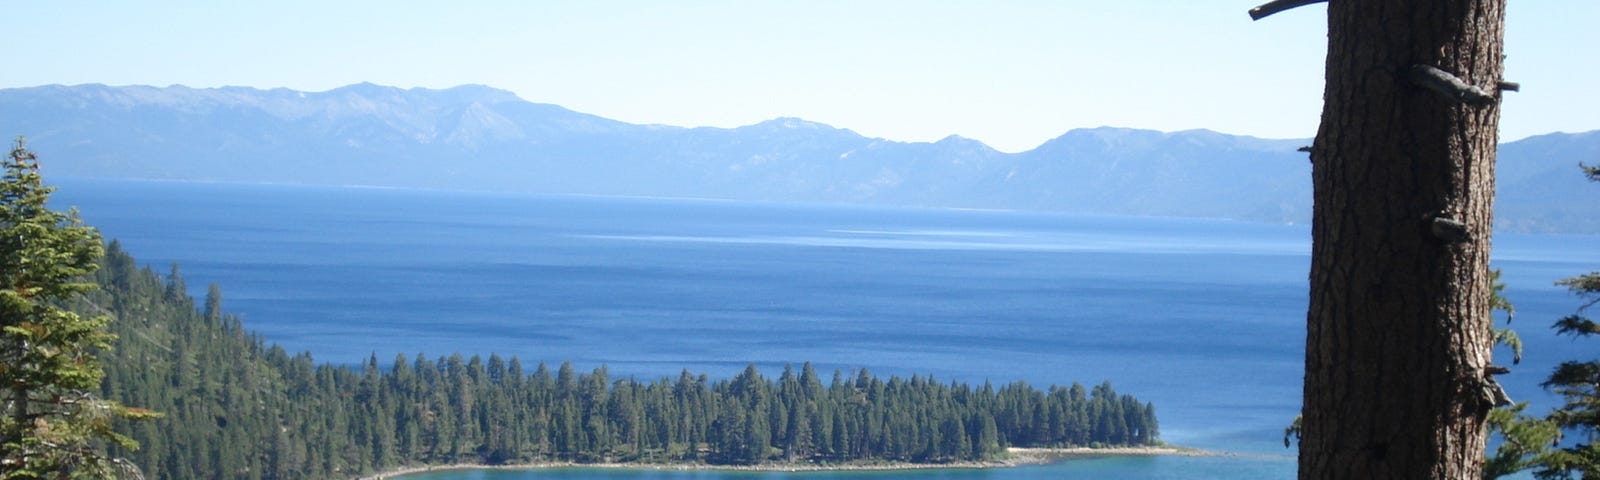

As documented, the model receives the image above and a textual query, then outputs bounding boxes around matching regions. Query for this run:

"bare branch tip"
[1248,0,1328,21]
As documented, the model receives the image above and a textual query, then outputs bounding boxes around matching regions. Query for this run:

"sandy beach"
[359,445,1216,479]
[1006,445,1225,460]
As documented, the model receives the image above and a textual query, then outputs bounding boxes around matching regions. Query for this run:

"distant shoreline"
[363,446,1216,479]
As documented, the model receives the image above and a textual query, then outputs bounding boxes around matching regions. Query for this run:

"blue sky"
[8,1,1596,152]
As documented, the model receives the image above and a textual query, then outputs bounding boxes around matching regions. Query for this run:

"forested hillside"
[82,242,1158,479]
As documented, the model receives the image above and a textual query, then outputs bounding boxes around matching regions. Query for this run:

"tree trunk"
[1300,1,1505,479]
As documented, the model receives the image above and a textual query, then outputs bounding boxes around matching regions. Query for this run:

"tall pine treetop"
[1,137,153,480]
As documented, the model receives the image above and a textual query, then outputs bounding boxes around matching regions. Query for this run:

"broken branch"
[1248,0,1327,21]
[1408,65,1496,106]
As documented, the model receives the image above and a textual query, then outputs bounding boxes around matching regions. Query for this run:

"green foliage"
[82,244,1161,478]
[1483,402,1561,480]
[1490,269,1523,364]
[1483,267,1548,480]
[0,138,153,479]
[1533,270,1600,479]
[1527,168,1600,479]
[1486,165,1600,480]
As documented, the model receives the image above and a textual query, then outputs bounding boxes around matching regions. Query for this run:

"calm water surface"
[50,178,1600,479]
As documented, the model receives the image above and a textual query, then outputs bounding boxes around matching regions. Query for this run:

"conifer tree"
[0,138,154,479]
[1531,166,1600,478]
[1251,0,1509,477]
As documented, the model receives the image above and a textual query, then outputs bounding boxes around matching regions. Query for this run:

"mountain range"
[3,83,1596,232]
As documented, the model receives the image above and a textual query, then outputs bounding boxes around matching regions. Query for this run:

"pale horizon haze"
[8,1,1596,152]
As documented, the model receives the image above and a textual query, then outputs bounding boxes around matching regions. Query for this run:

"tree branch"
[1431,216,1470,243]
[1408,65,1496,106]
[1248,0,1327,21]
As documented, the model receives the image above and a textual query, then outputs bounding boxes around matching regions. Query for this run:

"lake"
[49,178,1600,479]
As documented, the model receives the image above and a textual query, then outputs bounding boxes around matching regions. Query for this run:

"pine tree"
[1527,165,1600,478]
[202,284,222,324]
[0,138,155,479]
[1252,0,1510,477]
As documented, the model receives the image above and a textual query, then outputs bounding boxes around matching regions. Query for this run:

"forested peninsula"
[84,243,1159,479]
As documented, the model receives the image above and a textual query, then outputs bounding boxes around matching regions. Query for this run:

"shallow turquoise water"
[394,455,1295,480]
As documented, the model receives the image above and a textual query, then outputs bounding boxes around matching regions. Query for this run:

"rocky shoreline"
[359,446,1214,479]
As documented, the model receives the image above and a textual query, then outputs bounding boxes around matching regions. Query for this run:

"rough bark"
[1299,1,1505,479]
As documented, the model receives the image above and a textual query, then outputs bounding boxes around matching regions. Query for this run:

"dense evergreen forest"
[81,242,1158,479]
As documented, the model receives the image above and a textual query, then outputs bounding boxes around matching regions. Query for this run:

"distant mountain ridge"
[3,83,1597,232]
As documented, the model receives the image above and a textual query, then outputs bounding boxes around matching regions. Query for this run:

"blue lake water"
[49,178,1600,479]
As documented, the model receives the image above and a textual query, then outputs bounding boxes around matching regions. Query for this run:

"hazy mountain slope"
[1004,127,1310,222]
[2,83,1595,232]
[1495,130,1600,233]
